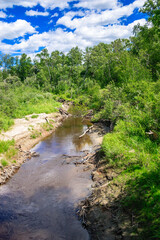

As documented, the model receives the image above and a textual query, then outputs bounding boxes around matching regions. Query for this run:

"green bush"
[1,159,8,167]
[0,140,15,154]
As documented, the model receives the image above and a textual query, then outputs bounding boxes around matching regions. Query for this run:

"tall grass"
[0,140,15,154]
[0,85,61,132]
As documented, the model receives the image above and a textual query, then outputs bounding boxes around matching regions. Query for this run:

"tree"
[17,54,32,82]
[131,0,160,79]
[140,0,160,27]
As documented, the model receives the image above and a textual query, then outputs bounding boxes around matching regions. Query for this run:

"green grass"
[5,147,17,159]
[31,114,38,119]
[41,122,54,131]
[102,121,160,239]
[0,114,14,132]
[1,159,8,167]
[0,85,61,132]
[0,140,15,154]
[30,130,41,139]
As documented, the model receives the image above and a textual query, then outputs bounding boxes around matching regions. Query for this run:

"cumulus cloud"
[0,19,146,55]
[0,0,147,55]
[0,28,91,54]
[0,0,146,11]
[74,0,121,10]
[0,20,36,40]
[0,0,72,10]
[57,0,146,29]
[75,19,147,44]
[51,13,59,18]
[0,11,7,18]
[25,10,49,17]
[48,19,53,24]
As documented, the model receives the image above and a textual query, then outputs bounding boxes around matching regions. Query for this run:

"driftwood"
[146,130,158,140]
[59,108,69,115]
[79,125,93,138]
[45,117,49,123]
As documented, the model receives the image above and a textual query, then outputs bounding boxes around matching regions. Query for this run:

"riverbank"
[78,123,138,240]
[79,153,135,240]
[0,102,70,185]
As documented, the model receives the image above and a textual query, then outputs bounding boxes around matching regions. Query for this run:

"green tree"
[17,54,32,82]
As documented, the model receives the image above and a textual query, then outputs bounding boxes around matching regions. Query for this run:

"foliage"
[1,159,8,167]
[0,140,15,154]
[0,0,160,237]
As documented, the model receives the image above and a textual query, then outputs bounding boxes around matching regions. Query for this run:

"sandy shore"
[0,103,70,185]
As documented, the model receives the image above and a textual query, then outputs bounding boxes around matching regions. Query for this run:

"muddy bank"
[78,137,138,240]
[0,103,70,185]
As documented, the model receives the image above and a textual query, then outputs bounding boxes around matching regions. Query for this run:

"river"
[0,116,100,240]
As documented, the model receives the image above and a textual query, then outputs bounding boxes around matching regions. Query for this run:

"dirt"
[0,102,71,185]
[78,124,139,240]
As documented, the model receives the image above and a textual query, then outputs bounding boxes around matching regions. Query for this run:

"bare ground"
[0,103,71,185]
[78,124,139,240]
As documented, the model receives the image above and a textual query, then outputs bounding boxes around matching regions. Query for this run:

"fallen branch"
[59,108,68,115]
[79,125,93,138]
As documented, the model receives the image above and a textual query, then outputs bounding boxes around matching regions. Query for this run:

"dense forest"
[0,0,160,238]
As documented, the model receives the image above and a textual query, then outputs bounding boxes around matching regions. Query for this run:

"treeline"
[0,0,160,238]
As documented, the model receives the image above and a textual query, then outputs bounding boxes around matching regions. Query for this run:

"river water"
[0,117,98,240]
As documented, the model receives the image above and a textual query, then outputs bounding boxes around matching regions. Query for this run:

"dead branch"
[79,125,93,138]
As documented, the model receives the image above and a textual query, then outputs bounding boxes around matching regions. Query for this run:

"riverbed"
[0,116,102,240]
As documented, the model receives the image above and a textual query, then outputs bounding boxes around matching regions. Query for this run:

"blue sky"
[0,0,147,57]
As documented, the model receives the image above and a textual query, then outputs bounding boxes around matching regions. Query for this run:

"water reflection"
[72,135,93,152]
[34,117,93,156]
[0,116,94,240]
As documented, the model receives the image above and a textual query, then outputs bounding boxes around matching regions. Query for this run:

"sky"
[0,0,147,58]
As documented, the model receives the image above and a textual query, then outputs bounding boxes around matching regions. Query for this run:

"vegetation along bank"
[0,0,160,239]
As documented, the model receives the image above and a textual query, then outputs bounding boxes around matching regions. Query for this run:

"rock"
[31,152,40,157]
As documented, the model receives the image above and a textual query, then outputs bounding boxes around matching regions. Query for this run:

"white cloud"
[51,13,59,18]
[57,0,146,30]
[25,10,49,17]
[0,19,146,55]
[8,15,15,18]
[133,0,146,8]
[74,0,121,10]
[0,20,36,40]
[0,0,36,9]
[0,11,7,18]
[0,0,72,10]
[0,0,146,11]
[0,0,147,56]
[49,19,53,24]
[75,19,147,44]
[0,29,91,54]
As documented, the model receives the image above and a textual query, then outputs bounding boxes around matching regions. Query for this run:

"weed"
[1,159,8,167]
[0,140,15,154]
[30,130,41,139]
[31,114,38,119]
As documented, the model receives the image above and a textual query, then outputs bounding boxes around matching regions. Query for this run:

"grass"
[0,140,17,168]
[41,122,54,131]
[0,114,14,133]
[0,85,61,132]
[31,114,38,119]
[102,121,160,239]
[1,159,8,167]
[30,130,41,139]
[5,147,17,159]
[0,140,15,154]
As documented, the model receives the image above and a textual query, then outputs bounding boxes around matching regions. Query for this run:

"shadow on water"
[0,116,96,240]
[0,186,89,240]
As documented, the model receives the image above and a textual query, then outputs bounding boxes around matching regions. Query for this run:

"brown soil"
[0,102,71,185]
[78,124,139,240]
